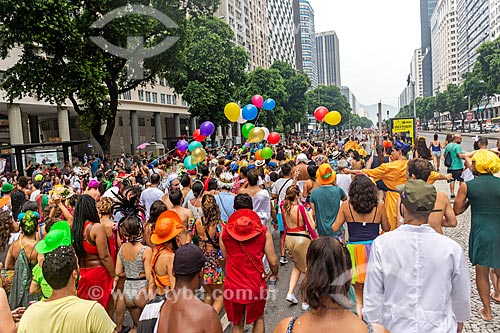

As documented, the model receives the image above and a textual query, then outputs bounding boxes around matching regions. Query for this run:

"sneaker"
[301,302,310,311]
[286,294,299,305]
[280,256,288,265]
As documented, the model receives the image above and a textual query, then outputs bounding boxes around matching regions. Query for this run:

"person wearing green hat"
[0,183,15,210]
[30,221,72,299]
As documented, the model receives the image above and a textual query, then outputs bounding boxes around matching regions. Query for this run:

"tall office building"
[457,0,491,79]
[267,0,296,67]
[316,31,341,87]
[340,86,357,114]
[292,0,303,71]
[411,48,424,98]
[298,0,318,87]
[491,0,500,39]
[431,0,459,93]
[420,0,438,97]
[216,0,270,70]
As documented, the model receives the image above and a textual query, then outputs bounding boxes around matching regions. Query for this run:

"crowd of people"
[0,130,499,333]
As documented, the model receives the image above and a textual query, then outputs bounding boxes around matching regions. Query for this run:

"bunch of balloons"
[176,120,216,170]
[224,94,276,124]
[314,106,342,126]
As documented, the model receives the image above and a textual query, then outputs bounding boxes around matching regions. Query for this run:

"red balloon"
[176,148,186,159]
[314,106,329,122]
[193,129,206,142]
[267,132,281,145]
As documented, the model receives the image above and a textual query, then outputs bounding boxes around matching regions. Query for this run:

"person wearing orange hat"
[150,210,189,295]
[220,194,279,333]
[454,150,500,321]
[310,164,347,240]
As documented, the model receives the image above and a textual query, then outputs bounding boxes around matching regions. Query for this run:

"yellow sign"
[391,118,415,145]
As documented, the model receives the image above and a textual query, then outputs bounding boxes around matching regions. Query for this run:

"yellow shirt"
[18,296,115,333]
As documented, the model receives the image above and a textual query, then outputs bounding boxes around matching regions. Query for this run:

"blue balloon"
[184,156,197,170]
[258,144,263,149]
[263,98,276,111]
[242,104,258,121]
[188,141,202,152]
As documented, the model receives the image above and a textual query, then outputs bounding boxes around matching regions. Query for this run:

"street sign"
[390,117,416,145]
[467,112,473,122]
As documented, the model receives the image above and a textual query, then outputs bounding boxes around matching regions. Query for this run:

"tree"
[270,61,310,132]
[360,117,374,128]
[237,67,288,131]
[445,84,467,131]
[167,16,247,143]
[305,85,351,126]
[0,0,220,155]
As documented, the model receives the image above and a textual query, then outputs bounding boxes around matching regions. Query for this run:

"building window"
[119,117,123,126]
[139,117,145,126]
[138,90,144,101]
[166,94,172,104]
[122,91,131,100]
[145,91,151,102]
[160,93,165,104]
[152,92,158,103]
[172,95,177,105]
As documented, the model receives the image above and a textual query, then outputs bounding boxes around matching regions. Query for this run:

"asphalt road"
[420,131,499,155]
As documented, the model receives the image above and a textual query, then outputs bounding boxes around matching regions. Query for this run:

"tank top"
[346,204,380,243]
[431,142,441,152]
[151,244,173,289]
[188,199,204,219]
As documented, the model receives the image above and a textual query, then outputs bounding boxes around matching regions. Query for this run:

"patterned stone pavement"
[436,180,500,333]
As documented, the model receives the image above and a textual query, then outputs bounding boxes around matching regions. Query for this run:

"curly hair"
[96,197,114,216]
[20,210,38,236]
[302,237,353,311]
[121,216,143,243]
[348,175,378,214]
[283,185,300,217]
[0,211,12,250]
[201,194,221,228]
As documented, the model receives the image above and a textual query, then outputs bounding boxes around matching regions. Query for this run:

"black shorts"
[447,169,463,182]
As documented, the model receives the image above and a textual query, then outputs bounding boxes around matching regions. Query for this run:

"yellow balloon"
[324,111,342,126]
[191,147,206,164]
[224,103,240,122]
[247,127,265,143]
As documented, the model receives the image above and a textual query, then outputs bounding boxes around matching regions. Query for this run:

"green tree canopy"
[305,85,352,127]
[0,0,220,155]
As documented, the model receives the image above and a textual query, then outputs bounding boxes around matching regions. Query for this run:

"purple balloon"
[176,139,189,152]
[200,121,215,136]
[244,142,251,148]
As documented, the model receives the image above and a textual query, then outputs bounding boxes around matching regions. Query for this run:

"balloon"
[267,132,281,145]
[263,98,276,111]
[188,141,202,152]
[247,127,265,143]
[244,142,251,148]
[191,147,207,164]
[224,102,240,122]
[242,104,258,121]
[193,129,206,142]
[314,106,329,122]
[242,123,255,139]
[184,156,197,170]
[176,139,188,152]
[261,147,273,159]
[262,127,270,140]
[324,111,342,126]
[199,121,215,136]
[255,150,264,160]
[237,109,247,124]
[252,95,264,108]
[176,148,186,159]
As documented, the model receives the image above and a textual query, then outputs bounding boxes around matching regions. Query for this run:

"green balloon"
[188,141,202,152]
[242,123,255,139]
[261,147,273,160]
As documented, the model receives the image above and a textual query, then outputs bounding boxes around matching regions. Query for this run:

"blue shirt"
[215,192,235,222]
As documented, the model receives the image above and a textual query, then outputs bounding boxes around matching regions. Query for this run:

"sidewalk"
[421,130,500,140]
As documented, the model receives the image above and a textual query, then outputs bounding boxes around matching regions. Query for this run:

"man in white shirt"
[140,173,164,219]
[363,179,471,333]
[335,159,352,199]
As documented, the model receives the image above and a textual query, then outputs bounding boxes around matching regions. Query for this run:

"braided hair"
[113,191,145,243]
[19,210,38,236]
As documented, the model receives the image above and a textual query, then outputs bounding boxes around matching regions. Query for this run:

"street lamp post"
[412,81,417,119]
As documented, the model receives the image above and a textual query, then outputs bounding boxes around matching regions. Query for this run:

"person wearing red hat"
[220,194,279,333]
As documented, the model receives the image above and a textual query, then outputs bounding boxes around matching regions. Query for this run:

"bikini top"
[346,204,380,243]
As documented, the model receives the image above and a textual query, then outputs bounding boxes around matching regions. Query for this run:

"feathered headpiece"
[113,191,146,242]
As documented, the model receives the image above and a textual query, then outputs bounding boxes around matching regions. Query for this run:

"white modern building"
[457,0,491,80]
[491,0,500,39]
[431,0,459,94]
[0,47,198,161]
[267,0,297,67]
[316,31,341,87]
[399,85,412,109]
[340,86,358,115]
[411,48,424,98]
[298,0,318,87]
[217,0,270,70]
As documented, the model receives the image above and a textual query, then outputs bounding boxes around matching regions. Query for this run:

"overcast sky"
[308,0,421,107]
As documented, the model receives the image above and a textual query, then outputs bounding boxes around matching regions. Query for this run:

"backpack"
[444,145,452,167]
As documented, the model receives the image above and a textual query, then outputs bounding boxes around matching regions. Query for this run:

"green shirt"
[32,264,52,299]
[310,185,346,239]
[444,143,464,170]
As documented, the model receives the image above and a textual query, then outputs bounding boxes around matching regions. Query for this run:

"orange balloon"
[255,150,264,160]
